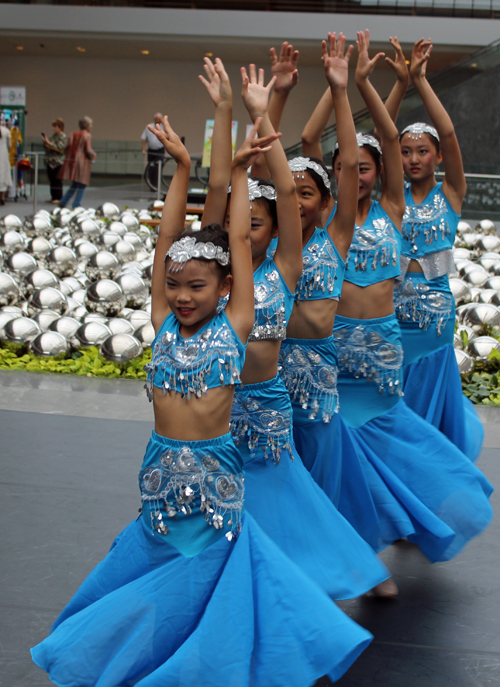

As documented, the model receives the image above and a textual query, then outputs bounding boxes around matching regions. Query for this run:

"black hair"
[332,143,382,175]
[294,156,332,203]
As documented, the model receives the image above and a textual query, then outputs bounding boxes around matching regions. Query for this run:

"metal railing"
[3,0,500,18]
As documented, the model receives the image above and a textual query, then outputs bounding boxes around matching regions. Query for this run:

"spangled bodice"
[402,182,458,259]
[295,228,345,301]
[145,310,245,400]
[249,257,294,342]
[345,201,401,286]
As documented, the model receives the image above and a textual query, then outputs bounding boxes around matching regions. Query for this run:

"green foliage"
[0,344,151,380]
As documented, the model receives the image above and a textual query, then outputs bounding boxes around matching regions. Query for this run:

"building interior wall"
[2,53,396,153]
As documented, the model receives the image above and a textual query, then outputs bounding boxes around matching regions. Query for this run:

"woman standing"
[59,116,96,209]
[42,118,67,204]
[0,122,12,206]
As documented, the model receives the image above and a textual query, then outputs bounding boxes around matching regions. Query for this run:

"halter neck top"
[295,227,345,302]
[402,182,458,257]
[249,257,294,342]
[145,310,245,400]
[344,201,401,287]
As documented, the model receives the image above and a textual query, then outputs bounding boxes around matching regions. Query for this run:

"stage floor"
[0,371,498,687]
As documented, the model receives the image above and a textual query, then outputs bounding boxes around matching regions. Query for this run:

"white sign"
[0,87,26,106]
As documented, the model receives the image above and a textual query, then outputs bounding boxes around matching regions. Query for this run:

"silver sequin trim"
[402,192,451,254]
[399,250,455,280]
[140,445,244,540]
[249,270,289,342]
[230,393,292,464]
[335,325,403,395]
[279,344,339,422]
[394,277,453,335]
[296,235,340,300]
[347,216,399,273]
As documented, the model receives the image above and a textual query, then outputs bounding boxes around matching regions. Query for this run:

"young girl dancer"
[200,52,390,600]
[392,38,484,461]
[294,32,492,578]
[31,116,372,686]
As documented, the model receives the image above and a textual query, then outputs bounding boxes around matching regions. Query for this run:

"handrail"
[285,38,500,159]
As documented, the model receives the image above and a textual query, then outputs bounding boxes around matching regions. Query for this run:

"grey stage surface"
[0,371,498,687]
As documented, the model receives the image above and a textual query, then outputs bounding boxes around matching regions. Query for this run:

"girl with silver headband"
[389,38,484,461]
[200,54,390,603]
[294,32,492,591]
[328,32,491,584]
[32,115,373,686]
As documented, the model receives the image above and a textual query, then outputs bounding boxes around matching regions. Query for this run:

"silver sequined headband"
[166,236,230,272]
[400,122,440,143]
[227,178,277,202]
[333,133,382,156]
[288,156,331,190]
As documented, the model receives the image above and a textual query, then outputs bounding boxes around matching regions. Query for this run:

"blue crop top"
[344,201,401,287]
[249,257,294,342]
[402,182,458,259]
[295,227,345,301]
[145,310,245,400]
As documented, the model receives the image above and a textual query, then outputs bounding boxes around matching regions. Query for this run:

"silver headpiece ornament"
[333,133,382,156]
[227,178,277,202]
[166,236,230,272]
[288,156,331,190]
[400,122,440,143]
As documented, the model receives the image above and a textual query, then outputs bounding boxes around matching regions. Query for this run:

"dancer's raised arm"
[355,29,404,227]
[383,37,409,125]
[301,87,334,161]
[324,32,358,259]
[149,116,191,332]
[199,57,233,226]
[241,64,302,290]
[225,120,280,341]
[251,42,299,179]
[409,38,466,211]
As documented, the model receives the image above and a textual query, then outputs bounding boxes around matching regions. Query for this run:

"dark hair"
[332,143,382,174]
[297,157,331,203]
[250,178,278,229]
[52,117,65,131]
[166,224,231,278]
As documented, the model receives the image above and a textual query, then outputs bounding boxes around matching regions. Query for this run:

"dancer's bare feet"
[371,578,398,598]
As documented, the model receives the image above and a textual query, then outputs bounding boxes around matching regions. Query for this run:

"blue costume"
[231,257,389,600]
[322,200,493,560]
[396,182,484,460]
[32,307,373,687]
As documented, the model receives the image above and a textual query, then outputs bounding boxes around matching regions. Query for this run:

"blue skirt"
[302,315,493,562]
[232,376,390,600]
[31,432,373,687]
[396,272,484,461]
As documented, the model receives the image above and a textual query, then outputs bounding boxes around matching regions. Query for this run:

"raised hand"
[270,41,299,94]
[198,57,232,107]
[322,32,353,91]
[355,29,385,82]
[385,36,408,83]
[410,38,432,80]
[241,65,276,120]
[232,118,281,170]
[147,116,190,164]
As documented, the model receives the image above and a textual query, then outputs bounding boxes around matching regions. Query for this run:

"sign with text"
[0,87,26,106]
[201,119,238,168]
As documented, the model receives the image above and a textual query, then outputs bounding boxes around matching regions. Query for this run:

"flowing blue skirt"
[396,272,484,462]
[300,314,494,562]
[31,432,373,687]
[233,376,390,600]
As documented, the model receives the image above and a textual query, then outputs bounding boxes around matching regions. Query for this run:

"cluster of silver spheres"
[0,202,162,364]
[451,219,500,373]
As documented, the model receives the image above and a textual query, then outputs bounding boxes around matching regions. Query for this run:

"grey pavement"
[0,370,498,687]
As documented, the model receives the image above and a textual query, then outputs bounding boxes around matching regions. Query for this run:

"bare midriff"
[336,278,395,320]
[406,258,424,273]
[287,298,338,340]
[240,339,281,385]
[153,385,234,441]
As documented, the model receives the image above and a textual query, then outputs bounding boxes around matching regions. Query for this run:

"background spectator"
[42,118,67,204]
[0,124,12,206]
[59,116,96,209]
[141,112,165,187]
